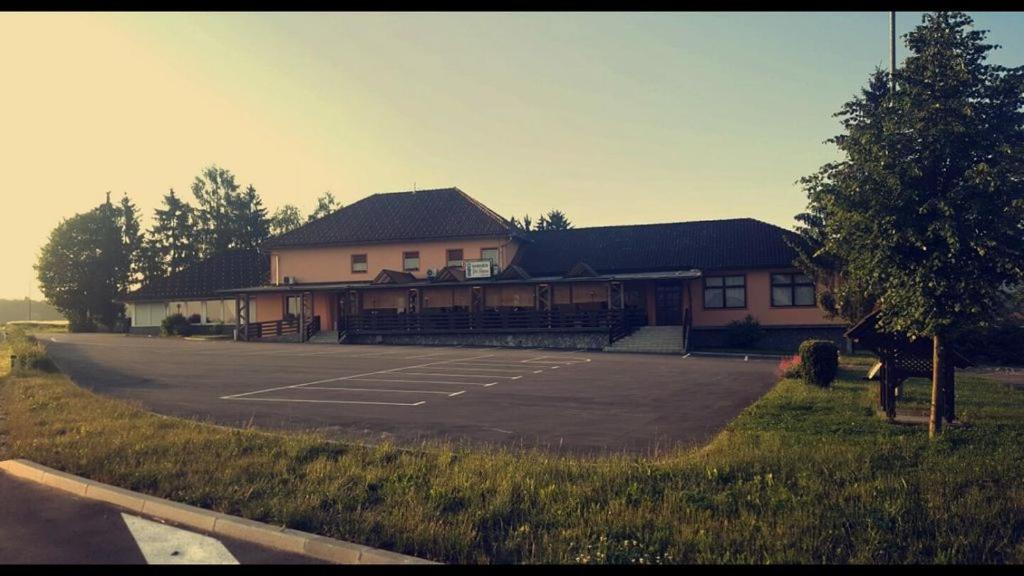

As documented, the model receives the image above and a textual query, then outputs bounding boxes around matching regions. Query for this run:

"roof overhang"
[218,269,703,295]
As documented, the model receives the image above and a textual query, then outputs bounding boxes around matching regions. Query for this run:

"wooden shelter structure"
[846,310,972,421]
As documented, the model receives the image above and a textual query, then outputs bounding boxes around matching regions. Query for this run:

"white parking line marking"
[347,377,499,387]
[228,397,427,406]
[392,372,522,380]
[301,386,461,395]
[221,353,494,399]
[427,365,536,373]
[448,390,466,397]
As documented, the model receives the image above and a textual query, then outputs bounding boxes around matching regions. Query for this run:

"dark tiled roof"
[124,249,269,301]
[264,187,514,248]
[514,218,800,276]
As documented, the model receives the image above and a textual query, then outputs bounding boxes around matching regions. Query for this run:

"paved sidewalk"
[0,472,319,564]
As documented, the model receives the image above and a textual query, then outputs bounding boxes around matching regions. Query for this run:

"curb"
[689,351,785,360]
[0,459,436,565]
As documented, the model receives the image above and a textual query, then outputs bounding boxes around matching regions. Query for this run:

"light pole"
[889,11,896,94]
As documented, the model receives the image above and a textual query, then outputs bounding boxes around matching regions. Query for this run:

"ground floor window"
[771,273,816,307]
[285,295,301,320]
[704,275,746,309]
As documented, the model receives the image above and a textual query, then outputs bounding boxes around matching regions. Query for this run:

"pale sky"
[2,12,1023,300]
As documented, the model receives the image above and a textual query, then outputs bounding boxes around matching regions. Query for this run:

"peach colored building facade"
[217,187,848,351]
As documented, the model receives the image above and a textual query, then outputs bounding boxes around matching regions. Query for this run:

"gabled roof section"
[373,269,417,285]
[434,265,466,282]
[124,249,269,302]
[513,218,801,276]
[564,262,598,278]
[264,187,514,249]
[495,264,532,280]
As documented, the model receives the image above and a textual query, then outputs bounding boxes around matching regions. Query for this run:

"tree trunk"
[929,334,945,439]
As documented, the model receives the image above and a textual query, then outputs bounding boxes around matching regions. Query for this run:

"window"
[285,295,301,320]
[704,275,746,309]
[481,247,499,269]
[772,273,816,307]
[223,299,237,324]
[403,251,420,271]
[206,300,224,323]
[446,249,464,268]
[351,254,367,273]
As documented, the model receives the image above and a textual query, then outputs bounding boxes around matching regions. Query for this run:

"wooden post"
[929,334,945,438]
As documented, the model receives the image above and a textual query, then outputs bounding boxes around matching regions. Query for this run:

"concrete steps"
[604,326,685,355]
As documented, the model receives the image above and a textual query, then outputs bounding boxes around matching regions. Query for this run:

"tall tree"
[307,191,340,222]
[799,12,1024,437]
[36,195,129,331]
[191,165,239,258]
[117,193,144,292]
[270,204,303,236]
[226,184,271,250]
[147,188,198,278]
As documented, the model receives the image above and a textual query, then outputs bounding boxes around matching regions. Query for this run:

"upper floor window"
[481,247,499,269]
[446,249,464,268]
[351,254,367,273]
[704,275,746,309]
[772,273,816,307]
[403,251,420,272]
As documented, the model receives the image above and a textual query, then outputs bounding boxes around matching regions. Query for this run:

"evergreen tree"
[148,188,198,277]
[535,209,572,231]
[117,193,144,292]
[227,184,271,250]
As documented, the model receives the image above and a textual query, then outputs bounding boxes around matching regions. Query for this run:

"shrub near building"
[160,313,192,337]
[799,340,838,387]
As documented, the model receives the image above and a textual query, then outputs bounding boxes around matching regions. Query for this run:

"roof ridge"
[527,217,790,233]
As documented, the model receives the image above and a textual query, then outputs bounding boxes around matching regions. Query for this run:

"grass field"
[1,338,1022,564]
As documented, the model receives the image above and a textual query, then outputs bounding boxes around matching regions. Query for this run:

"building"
[123,249,269,335]
[210,187,846,352]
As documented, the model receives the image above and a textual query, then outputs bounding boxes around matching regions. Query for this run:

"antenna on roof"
[413,181,417,192]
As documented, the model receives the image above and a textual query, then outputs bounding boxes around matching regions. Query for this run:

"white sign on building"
[465,259,493,279]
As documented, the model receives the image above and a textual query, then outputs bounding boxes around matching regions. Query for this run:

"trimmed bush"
[799,339,839,387]
[187,313,202,325]
[724,315,766,348]
[161,313,192,337]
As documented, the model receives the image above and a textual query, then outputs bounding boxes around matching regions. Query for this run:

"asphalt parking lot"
[42,334,778,454]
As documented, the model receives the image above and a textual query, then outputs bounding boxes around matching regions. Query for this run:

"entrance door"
[655,283,683,325]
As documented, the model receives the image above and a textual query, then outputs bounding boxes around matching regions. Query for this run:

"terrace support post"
[235,297,242,341]
[929,334,945,438]
[299,292,307,343]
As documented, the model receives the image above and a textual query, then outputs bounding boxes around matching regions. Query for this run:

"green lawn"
[1,343,1022,564]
